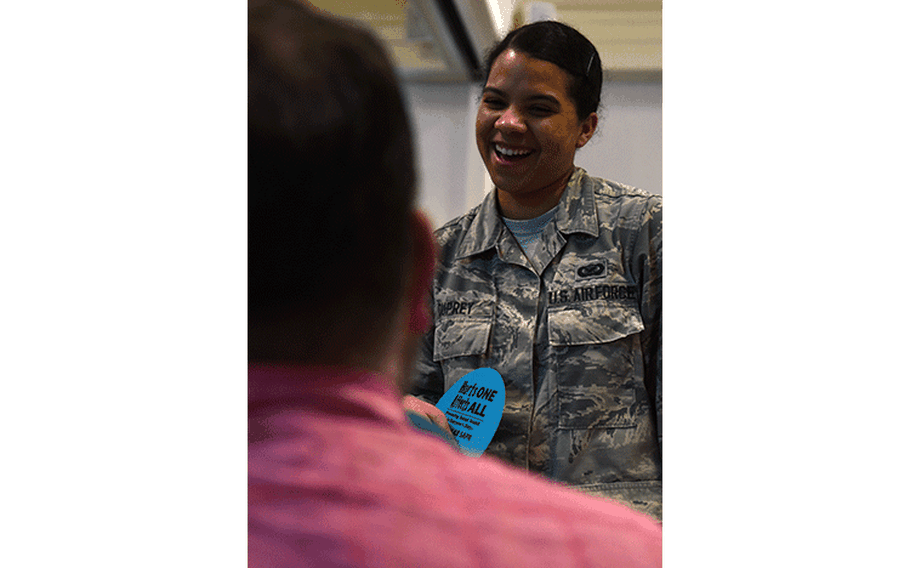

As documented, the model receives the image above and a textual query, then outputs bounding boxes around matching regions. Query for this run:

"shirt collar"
[248,363,405,426]
[454,167,599,260]
[554,167,600,238]
[453,189,503,260]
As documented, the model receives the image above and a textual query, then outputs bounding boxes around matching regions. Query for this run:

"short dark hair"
[483,21,602,120]
[248,0,416,361]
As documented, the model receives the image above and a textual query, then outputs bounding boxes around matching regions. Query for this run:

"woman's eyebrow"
[481,87,506,97]
[527,94,560,106]
[481,87,561,107]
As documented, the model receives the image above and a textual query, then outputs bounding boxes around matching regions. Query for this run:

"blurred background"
[307,0,662,228]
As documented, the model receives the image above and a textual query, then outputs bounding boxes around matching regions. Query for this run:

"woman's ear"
[576,112,598,148]
[407,210,437,334]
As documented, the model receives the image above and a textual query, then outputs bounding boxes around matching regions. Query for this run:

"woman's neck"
[496,168,573,220]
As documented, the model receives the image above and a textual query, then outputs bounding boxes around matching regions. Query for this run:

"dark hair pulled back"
[483,21,602,121]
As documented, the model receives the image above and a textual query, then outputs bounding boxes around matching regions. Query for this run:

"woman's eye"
[530,106,553,115]
[483,98,505,109]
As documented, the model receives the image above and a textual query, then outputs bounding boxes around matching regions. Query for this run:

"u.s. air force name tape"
[435,368,505,457]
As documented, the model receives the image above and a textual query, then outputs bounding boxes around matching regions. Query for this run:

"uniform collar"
[554,167,600,238]
[454,167,599,261]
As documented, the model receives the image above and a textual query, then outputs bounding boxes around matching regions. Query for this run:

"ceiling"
[306,0,487,81]
[520,1,662,81]
[306,0,661,82]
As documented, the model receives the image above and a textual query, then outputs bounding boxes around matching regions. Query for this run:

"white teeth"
[495,144,532,157]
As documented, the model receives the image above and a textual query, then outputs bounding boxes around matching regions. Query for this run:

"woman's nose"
[495,106,525,132]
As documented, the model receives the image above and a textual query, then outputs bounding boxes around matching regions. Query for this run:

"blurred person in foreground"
[247,1,662,566]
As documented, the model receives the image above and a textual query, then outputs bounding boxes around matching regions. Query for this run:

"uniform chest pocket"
[433,289,496,358]
[548,300,647,429]
[548,296,644,346]
[432,289,495,389]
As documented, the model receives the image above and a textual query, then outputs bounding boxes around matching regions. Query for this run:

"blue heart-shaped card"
[435,368,505,457]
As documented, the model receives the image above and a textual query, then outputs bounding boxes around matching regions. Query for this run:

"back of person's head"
[248,0,416,363]
[483,21,602,120]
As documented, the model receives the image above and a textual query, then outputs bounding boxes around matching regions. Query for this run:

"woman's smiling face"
[476,48,597,218]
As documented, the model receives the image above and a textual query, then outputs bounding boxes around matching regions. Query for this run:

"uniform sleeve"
[633,196,662,454]
[409,320,446,405]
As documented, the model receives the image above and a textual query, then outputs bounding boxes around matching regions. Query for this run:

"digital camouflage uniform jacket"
[411,168,662,519]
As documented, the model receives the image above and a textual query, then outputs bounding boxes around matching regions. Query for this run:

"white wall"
[404,79,662,230]
[402,81,487,230]
[577,81,662,198]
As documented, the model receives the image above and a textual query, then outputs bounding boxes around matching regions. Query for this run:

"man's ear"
[576,112,598,148]
[407,210,437,334]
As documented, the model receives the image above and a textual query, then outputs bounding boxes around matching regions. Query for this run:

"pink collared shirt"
[249,364,661,567]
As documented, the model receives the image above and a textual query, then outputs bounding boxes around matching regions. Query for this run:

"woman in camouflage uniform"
[410,21,662,520]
